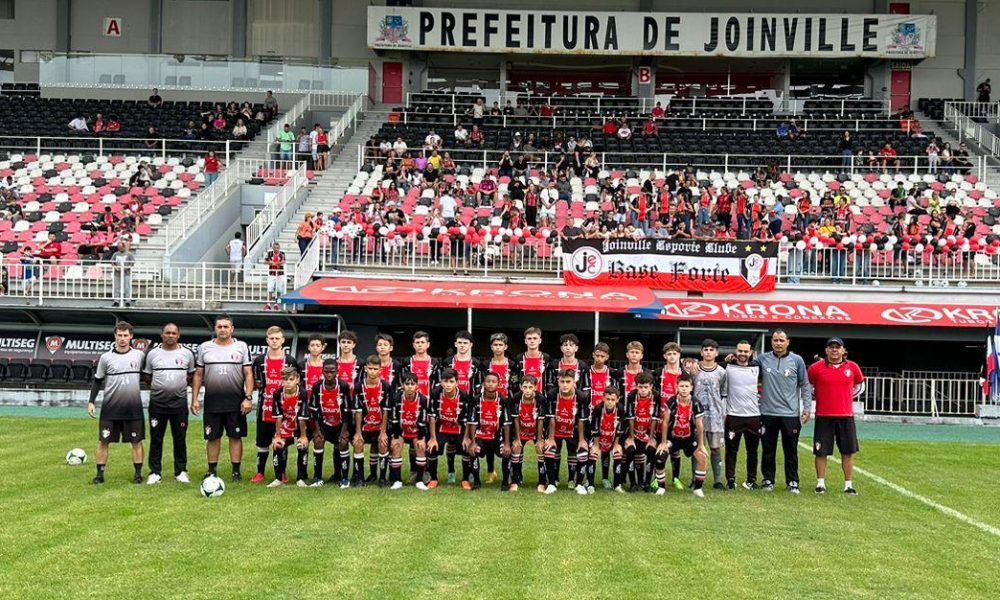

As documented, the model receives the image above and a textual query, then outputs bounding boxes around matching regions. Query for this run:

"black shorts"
[204,411,248,441]
[99,418,145,443]
[391,425,427,443]
[813,416,859,456]
[434,432,463,453]
[360,429,382,445]
[318,422,346,445]
[725,415,763,437]
[668,435,700,457]
[256,420,277,448]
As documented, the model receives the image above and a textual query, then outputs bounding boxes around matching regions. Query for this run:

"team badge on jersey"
[150,418,159,428]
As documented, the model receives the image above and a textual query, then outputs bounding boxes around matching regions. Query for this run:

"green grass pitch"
[1,412,999,599]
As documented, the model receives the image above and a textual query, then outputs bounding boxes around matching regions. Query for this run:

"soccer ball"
[200,476,226,498]
[65,448,87,465]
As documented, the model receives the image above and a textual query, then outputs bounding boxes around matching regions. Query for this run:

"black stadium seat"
[6,358,30,382]
[0,357,8,381]
[71,360,95,383]
[27,358,51,384]
[49,360,72,383]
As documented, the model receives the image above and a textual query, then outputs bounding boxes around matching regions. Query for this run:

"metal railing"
[943,101,1000,158]
[0,259,280,309]
[361,146,988,183]
[0,135,234,163]
[861,375,983,417]
[245,160,309,253]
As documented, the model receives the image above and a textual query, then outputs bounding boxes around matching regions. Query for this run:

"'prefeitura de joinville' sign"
[368,7,935,59]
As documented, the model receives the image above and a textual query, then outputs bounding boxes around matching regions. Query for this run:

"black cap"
[825,337,845,347]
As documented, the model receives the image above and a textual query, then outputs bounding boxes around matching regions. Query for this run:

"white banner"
[368,8,935,59]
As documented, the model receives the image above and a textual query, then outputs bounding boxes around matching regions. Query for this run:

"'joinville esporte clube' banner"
[369,8,935,58]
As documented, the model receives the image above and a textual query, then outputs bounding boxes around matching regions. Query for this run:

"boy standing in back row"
[693,339,727,490]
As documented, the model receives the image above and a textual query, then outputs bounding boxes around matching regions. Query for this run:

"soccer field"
[2,411,999,599]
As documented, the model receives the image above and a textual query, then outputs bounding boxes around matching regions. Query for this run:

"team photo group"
[87,316,864,498]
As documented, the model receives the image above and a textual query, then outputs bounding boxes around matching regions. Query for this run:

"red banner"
[649,298,1000,328]
[285,278,662,314]
[561,239,778,292]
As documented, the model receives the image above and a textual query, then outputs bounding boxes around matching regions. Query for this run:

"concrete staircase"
[275,112,384,265]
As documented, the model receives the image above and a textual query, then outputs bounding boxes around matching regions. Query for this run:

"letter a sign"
[103,17,123,37]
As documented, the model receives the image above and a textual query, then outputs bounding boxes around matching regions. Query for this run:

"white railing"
[0,260,281,309]
[944,101,1000,158]
[294,235,323,290]
[327,93,365,144]
[309,92,368,109]
[861,375,984,416]
[245,160,309,252]
[0,135,232,162]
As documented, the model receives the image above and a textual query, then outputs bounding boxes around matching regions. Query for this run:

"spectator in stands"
[181,120,197,140]
[232,118,248,145]
[0,259,7,295]
[68,114,89,132]
[297,126,312,168]
[377,137,392,156]
[20,247,37,292]
[148,88,162,108]
[110,239,135,307]
[940,142,954,171]
[392,136,408,155]
[315,127,330,170]
[836,131,853,170]
[454,124,469,145]
[226,232,246,282]
[926,139,940,174]
[92,113,106,133]
[424,128,442,150]
[651,101,665,119]
[889,182,907,211]
[441,152,456,175]
[277,123,295,165]
[144,127,159,150]
[953,143,973,174]
[977,79,992,103]
[498,151,513,179]
[642,117,658,137]
[879,143,901,173]
[212,111,227,132]
[490,102,502,116]
[129,161,153,188]
[264,90,279,119]
[226,102,239,119]
[204,151,221,187]
[471,98,485,128]
[776,121,791,139]
[78,230,105,263]
[539,101,554,118]
[788,120,802,139]
[602,117,618,136]
[294,213,316,256]
[38,232,62,264]
[617,122,633,140]
[470,125,484,148]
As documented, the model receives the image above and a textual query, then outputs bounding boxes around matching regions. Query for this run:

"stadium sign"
[648,299,1000,328]
[562,239,778,292]
[368,8,935,58]
[283,278,663,314]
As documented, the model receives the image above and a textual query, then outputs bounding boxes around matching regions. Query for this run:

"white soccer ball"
[871,279,881,287]
[200,475,226,498]
[66,448,87,465]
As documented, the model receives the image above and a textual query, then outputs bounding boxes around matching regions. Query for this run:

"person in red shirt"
[308,358,352,488]
[642,118,658,137]
[38,232,63,264]
[251,326,299,484]
[539,102,554,118]
[879,143,900,173]
[352,356,392,487]
[807,337,864,496]
[583,342,614,487]
[602,117,618,136]
[651,102,665,119]
[204,151,221,187]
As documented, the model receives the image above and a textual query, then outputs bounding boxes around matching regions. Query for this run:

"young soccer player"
[250,326,298,484]
[624,371,663,492]
[616,341,647,395]
[693,338,728,490]
[334,330,361,394]
[386,373,430,490]
[486,333,513,398]
[88,321,146,484]
[663,373,709,497]
[508,374,544,493]
[657,342,683,411]
[352,355,392,487]
[268,366,310,488]
[298,333,329,486]
[404,331,441,398]
[444,330,483,396]
[547,333,588,391]
[427,368,471,488]
[465,372,509,490]
[589,386,628,492]
[309,358,352,489]
[514,327,551,394]
[584,342,614,487]
[375,333,403,389]
[543,369,591,494]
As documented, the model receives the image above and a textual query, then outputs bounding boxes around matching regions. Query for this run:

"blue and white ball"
[200,476,226,498]
[66,448,87,465]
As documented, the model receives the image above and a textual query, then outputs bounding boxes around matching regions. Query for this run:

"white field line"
[797,442,1000,539]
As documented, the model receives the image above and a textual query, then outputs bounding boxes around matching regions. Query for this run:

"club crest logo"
[45,335,65,354]
[132,338,151,351]
[375,14,412,47]
[150,418,158,428]
[887,22,924,55]
[101,429,111,439]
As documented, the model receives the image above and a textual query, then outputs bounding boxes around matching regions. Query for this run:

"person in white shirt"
[379,139,393,155]
[454,125,469,145]
[540,184,559,221]
[424,129,442,149]
[438,193,457,221]
[309,124,320,162]
[68,115,89,132]
[617,123,632,140]
[225,232,246,282]
[393,137,408,155]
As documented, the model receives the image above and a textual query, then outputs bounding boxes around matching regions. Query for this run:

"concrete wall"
[0,0,58,81]
[69,0,152,54]
[162,0,232,56]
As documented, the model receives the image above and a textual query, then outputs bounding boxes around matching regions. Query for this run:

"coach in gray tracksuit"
[757,330,812,493]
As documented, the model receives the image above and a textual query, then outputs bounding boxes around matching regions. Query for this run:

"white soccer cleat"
[415,481,429,491]
[296,479,308,488]
[614,485,625,493]
[693,488,705,498]
[146,473,161,485]
[175,472,190,484]
[655,487,666,496]
[586,486,596,495]
[309,479,325,488]
[266,479,283,488]
[390,481,404,490]
[575,484,588,495]
[544,484,557,495]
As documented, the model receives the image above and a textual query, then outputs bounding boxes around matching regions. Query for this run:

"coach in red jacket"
[807,337,864,496]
